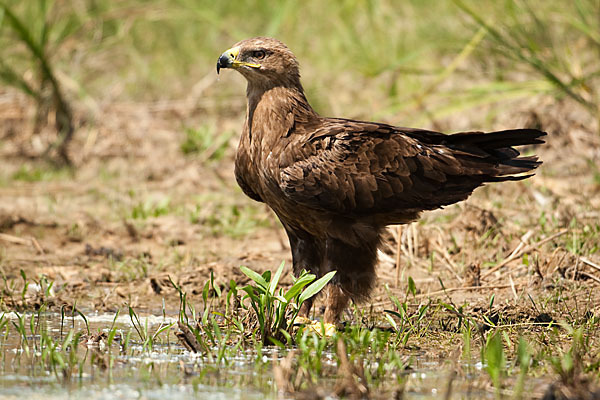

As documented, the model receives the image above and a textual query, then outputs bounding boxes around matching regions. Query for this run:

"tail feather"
[401,127,546,212]
[448,129,547,150]
[498,155,541,174]
[449,129,546,179]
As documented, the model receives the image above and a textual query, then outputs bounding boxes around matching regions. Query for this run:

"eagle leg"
[323,284,349,324]
[298,297,314,320]
[284,225,323,320]
[321,233,379,323]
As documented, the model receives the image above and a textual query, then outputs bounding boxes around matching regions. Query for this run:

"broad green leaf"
[76,309,90,335]
[385,313,398,330]
[485,332,505,389]
[407,276,416,297]
[279,329,292,344]
[202,280,209,303]
[388,292,403,311]
[417,305,429,321]
[242,285,258,302]
[269,261,285,295]
[62,329,74,348]
[268,336,285,348]
[1,4,45,61]
[260,293,267,309]
[384,309,402,318]
[53,353,65,369]
[202,304,210,326]
[298,270,336,304]
[210,270,221,297]
[212,317,222,342]
[516,337,531,370]
[240,266,268,290]
[440,302,457,313]
[107,328,117,347]
[274,295,288,304]
[284,273,315,301]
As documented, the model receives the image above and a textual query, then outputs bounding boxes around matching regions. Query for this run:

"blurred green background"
[0,0,598,162]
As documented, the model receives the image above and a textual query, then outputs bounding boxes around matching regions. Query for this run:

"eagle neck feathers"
[245,82,317,146]
[235,81,318,202]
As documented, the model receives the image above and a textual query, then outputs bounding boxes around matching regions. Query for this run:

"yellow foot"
[307,321,337,337]
[292,316,312,325]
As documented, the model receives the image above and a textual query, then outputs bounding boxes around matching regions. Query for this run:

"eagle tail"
[448,128,546,180]
[448,128,547,149]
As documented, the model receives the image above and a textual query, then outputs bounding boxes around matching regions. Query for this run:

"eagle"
[217,37,545,333]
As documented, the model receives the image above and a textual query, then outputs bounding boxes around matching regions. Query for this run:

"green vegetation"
[0,0,88,163]
[181,125,234,161]
[10,164,71,182]
[0,269,598,398]
[201,202,271,238]
[130,197,173,220]
[455,0,599,119]
[1,0,599,398]
[239,262,335,344]
[2,0,598,139]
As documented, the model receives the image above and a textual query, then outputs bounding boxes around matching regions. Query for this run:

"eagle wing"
[279,118,543,216]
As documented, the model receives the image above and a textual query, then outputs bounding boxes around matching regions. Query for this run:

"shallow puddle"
[0,312,514,399]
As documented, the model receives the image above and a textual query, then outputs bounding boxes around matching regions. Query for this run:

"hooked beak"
[216,46,261,74]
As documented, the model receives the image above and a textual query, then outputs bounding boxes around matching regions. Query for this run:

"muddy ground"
[0,87,599,328]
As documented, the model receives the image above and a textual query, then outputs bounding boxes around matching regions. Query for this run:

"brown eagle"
[217,37,545,332]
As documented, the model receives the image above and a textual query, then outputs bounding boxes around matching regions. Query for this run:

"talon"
[308,321,337,337]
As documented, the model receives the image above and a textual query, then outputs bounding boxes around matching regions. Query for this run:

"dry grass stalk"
[509,274,518,301]
[0,233,30,245]
[273,350,296,396]
[395,225,402,288]
[175,321,203,353]
[481,229,568,279]
[0,233,44,254]
[580,257,600,274]
[334,339,369,399]
[578,271,600,285]
[433,240,464,283]
[416,283,522,300]
[507,229,534,260]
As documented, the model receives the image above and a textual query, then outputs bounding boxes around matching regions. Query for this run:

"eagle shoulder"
[279,120,453,214]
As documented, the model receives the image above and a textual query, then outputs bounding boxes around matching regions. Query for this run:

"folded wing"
[279,119,545,217]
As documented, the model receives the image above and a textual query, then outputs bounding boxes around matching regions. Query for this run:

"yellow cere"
[225,46,240,59]
[226,46,261,69]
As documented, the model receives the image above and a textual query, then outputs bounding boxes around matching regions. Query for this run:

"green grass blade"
[74,309,89,336]
[0,3,45,61]
[452,0,596,112]
[39,0,51,48]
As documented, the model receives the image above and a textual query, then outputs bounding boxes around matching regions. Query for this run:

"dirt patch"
[0,90,598,324]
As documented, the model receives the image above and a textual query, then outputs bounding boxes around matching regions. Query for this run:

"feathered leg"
[284,225,323,321]
[323,285,349,324]
[319,234,379,329]
[298,298,314,320]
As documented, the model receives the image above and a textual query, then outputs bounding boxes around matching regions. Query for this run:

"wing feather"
[279,120,544,216]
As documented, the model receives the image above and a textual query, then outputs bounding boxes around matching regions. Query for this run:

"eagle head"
[217,37,301,87]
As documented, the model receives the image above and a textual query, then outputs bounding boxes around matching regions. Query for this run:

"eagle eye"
[251,50,266,60]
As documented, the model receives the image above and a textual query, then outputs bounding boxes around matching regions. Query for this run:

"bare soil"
[1,89,599,326]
